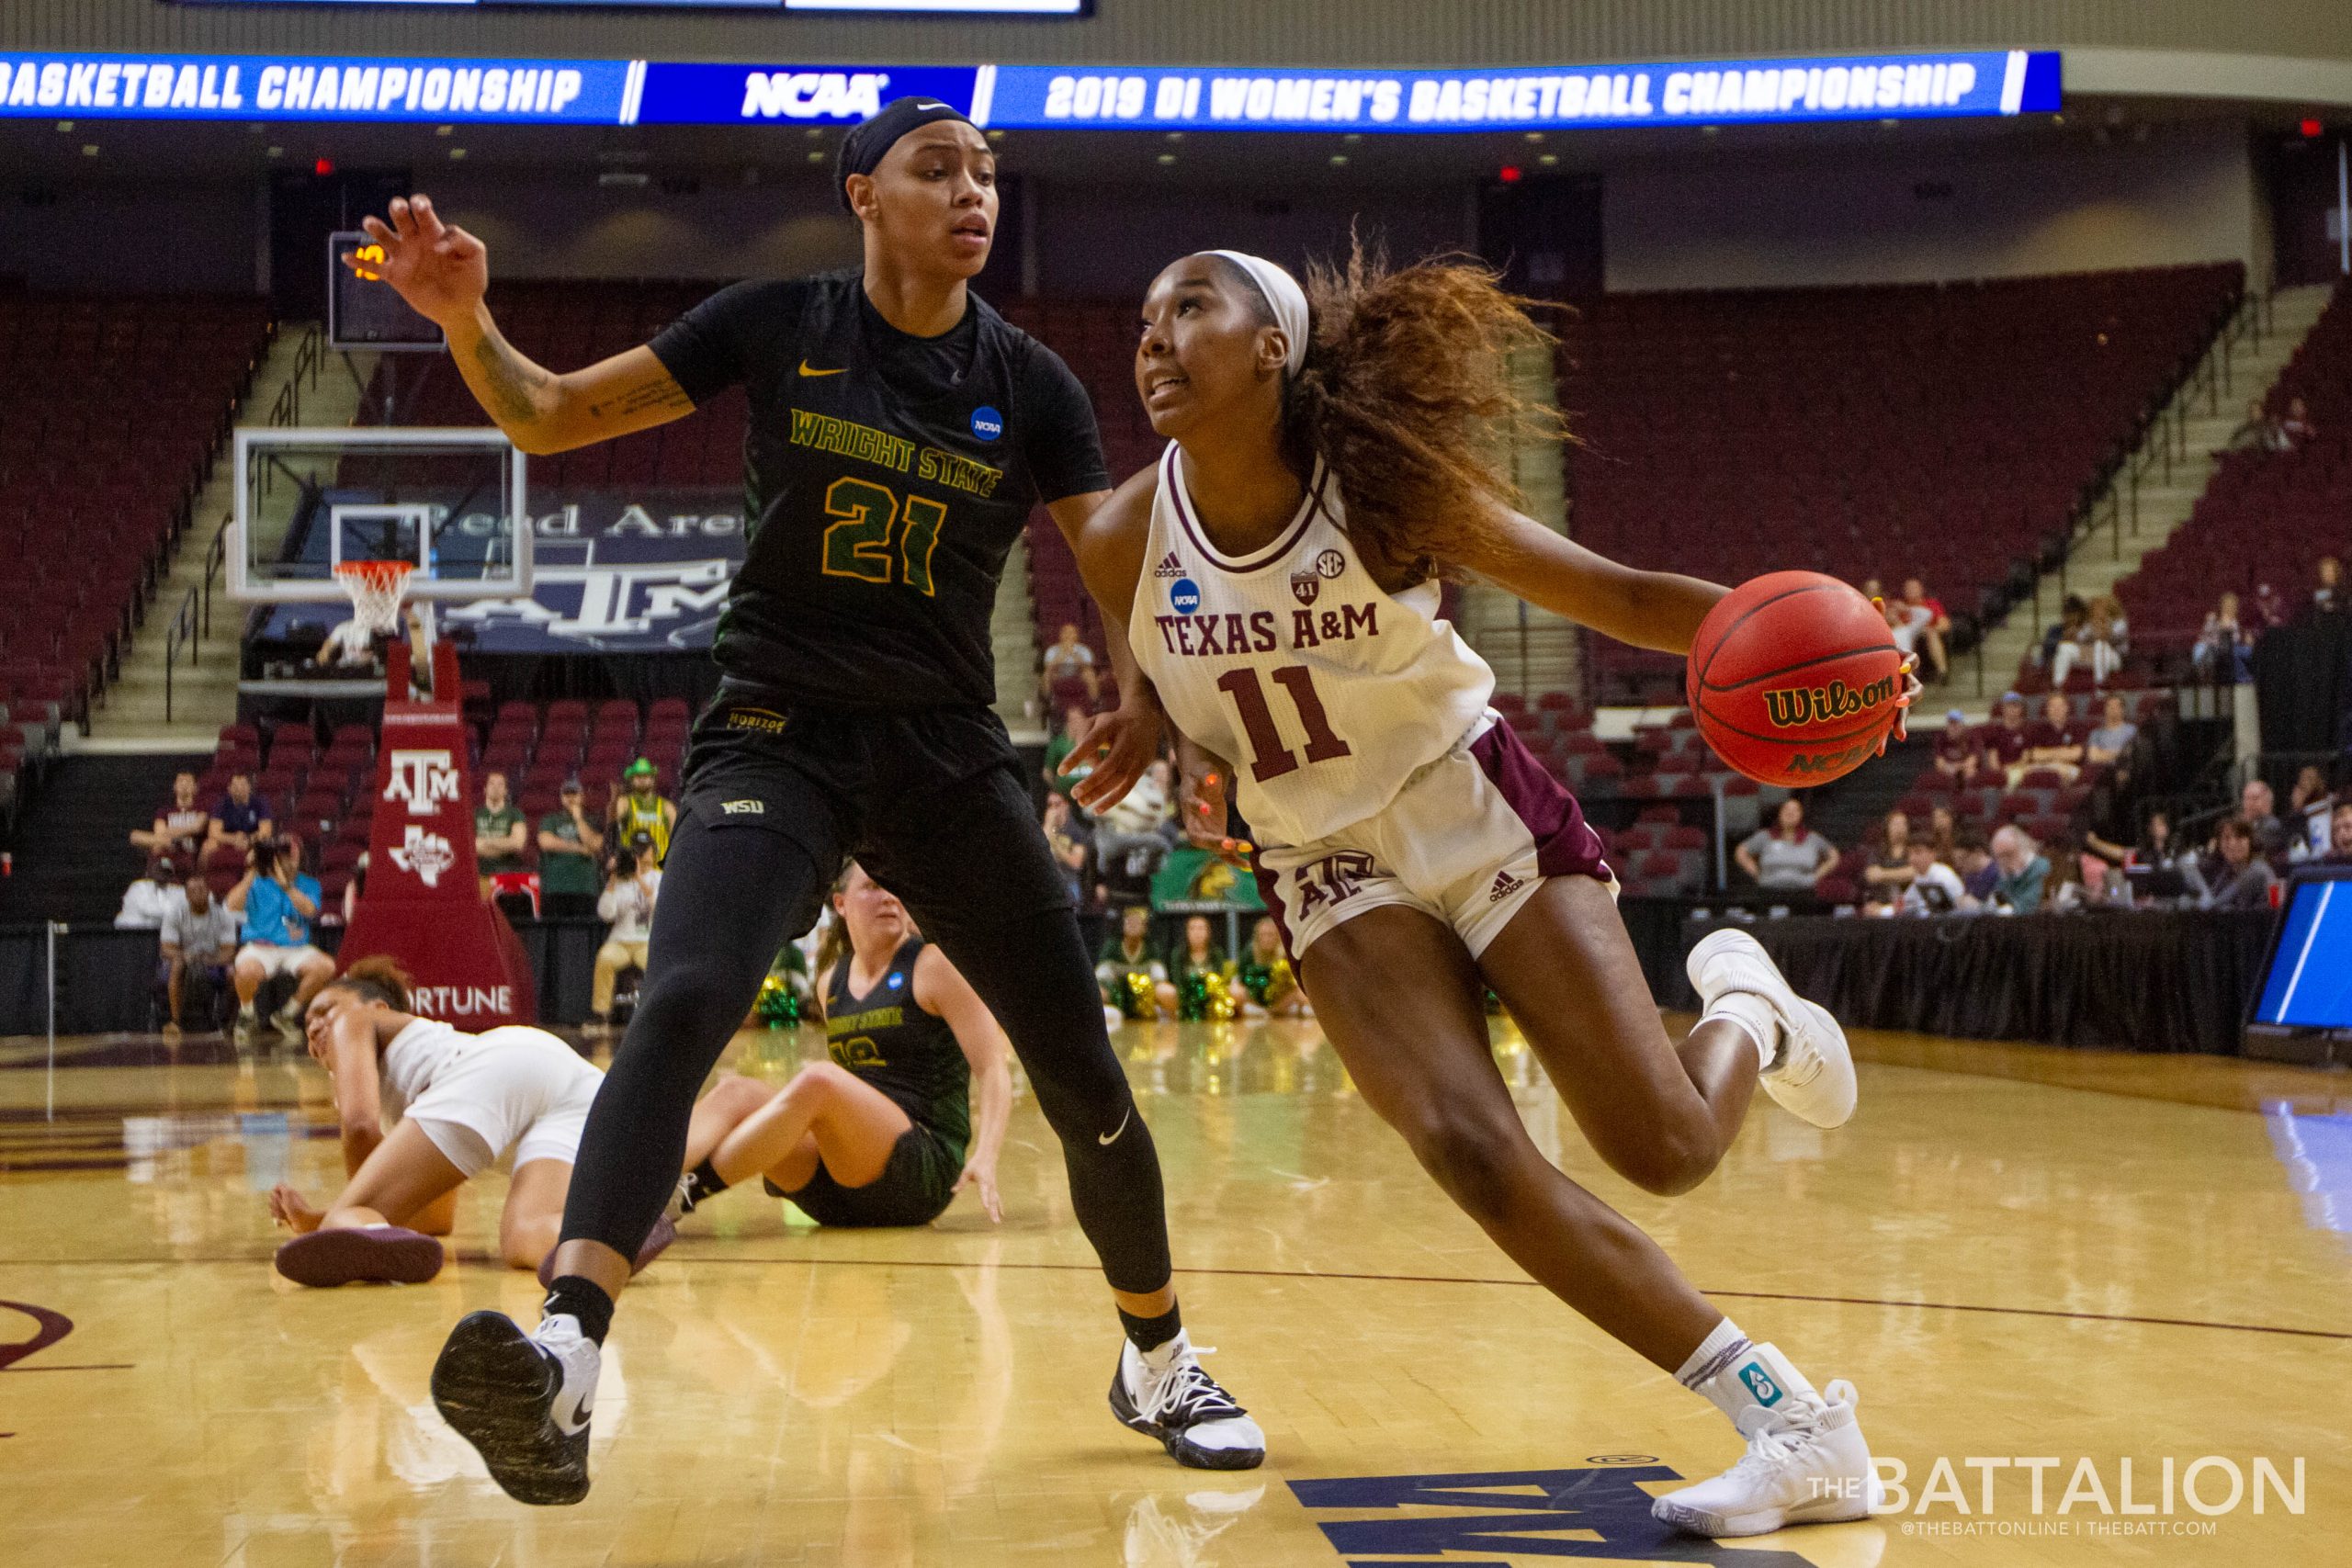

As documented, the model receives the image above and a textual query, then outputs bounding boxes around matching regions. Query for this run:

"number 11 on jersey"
[1216,665,1352,783]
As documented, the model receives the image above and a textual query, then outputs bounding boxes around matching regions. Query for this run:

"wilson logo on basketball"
[1760,673,1897,729]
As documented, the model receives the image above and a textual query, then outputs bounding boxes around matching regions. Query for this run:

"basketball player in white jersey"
[267,956,673,1289]
[1063,248,1914,1540]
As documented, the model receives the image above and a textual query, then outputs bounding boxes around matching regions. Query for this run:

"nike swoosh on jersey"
[1098,1107,1132,1146]
[798,361,848,378]
[915,101,950,110]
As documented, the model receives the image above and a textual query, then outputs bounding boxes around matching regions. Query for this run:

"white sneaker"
[1109,1330,1266,1471]
[1686,929,1856,1127]
[1652,1379,1880,1538]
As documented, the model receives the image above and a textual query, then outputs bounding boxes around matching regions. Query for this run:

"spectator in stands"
[2034,596,2087,678]
[206,772,273,856]
[1097,904,1171,1019]
[2023,693,2086,784]
[2201,818,2278,910]
[1093,755,1177,890]
[1041,704,1093,804]
[1899,840,1967,916]
[606,758,675,868]
[1039,621,1101,705]
[2238,778,2288,861]
[115,854,187,930]
[1989,824,2051,914]
[1926,802,1959,861]
[1734,796,1837,891]
[2084,694,2138,768]
[1899,578,1951,682]
[589,834,662,1037]
[1932,708,1984,783]
[474,771,527,895]
[227,834,331,1047]
[2192,592,2256,684]
[2287,766,2335,862]
[313,614,378,671]
[1861,809,1917,897]
[535,778,605,919]
[2110,808,2208,905]
[2280,396,2318,448]
[133,771,210,858]
[1953,831,1998,904]
[2250,581,2290,631]
[158,871,238,1036]
[2050,595,2127,689]
[1041,790,1092,906]
[2221,398,2290,454]
[342,851,369,924]
[2323,800,2352,865]
[1984,692,2032,783]
[2309,555,2345,618]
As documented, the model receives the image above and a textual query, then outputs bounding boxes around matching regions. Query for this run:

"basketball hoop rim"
[334,558,417,636]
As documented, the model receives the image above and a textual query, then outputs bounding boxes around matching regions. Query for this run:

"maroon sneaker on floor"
[534,1215,678,1290]
[275,1225,445,1287]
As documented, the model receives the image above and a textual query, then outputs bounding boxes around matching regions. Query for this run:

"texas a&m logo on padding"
[388,825,457,889]
[384,750,461,816]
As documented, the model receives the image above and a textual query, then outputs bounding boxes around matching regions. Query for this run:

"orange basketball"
[1686,571,1905,787]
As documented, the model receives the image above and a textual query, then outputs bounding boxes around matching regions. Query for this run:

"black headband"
[836,96,977,213]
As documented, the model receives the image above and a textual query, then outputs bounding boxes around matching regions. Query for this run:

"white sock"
[1701,992,1779,1071]
[1677,1322,1818,1427]
[1138,1327,1190,1373]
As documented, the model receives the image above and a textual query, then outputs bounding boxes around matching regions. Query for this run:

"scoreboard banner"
[0,53,632,122]
[1,50,2060,130]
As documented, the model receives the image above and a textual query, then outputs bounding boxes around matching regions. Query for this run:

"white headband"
[1209,249,1309,376]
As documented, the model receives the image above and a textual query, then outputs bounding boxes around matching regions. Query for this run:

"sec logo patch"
[1169,578,1202,615]
[970,405,1003,441]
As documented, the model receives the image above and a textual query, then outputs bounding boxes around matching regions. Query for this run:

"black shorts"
[763,1123,960,1228]
[674,678,1074,940]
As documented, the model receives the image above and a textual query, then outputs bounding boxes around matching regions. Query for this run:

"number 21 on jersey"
[822,477,947,595]
[1216,665,1352,782]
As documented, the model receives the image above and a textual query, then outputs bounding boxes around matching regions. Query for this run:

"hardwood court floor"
[3,1019,2347,1566]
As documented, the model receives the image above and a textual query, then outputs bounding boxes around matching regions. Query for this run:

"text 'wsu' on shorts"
[1251,716,1613,964]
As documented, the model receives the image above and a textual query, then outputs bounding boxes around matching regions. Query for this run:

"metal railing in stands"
[266,322,324,430]
[1984,285,2275,699]
[156,515,232,725]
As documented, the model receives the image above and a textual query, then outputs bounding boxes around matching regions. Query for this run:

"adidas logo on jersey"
[1487,869,1528,904]
[1154,551,1186,580]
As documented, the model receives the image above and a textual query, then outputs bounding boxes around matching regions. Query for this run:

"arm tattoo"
[588,377,695,423]
[470,333,554,428]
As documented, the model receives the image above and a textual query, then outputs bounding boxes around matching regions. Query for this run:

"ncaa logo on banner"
[1169,577,1202,615]
[969,405,1003,441]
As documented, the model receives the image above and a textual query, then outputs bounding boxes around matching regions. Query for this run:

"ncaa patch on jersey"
[1169,577,1202,615]
[969,405,1003,441]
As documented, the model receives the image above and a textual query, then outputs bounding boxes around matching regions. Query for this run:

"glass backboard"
[228,427,531,604]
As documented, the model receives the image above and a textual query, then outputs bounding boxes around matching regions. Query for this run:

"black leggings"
[559,708,1171,1297]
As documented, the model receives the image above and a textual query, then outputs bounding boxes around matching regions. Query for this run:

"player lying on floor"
[668,862,1013,1230]
[266,956,675,1287]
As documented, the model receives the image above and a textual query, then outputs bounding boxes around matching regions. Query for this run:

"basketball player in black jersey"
[668,863,1010,1229]
[354,98,1261,1506]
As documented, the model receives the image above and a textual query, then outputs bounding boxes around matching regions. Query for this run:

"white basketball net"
[334,560,415,637]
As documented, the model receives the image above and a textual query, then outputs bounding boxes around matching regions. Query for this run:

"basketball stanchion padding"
[1687,570,1905,788]
[339,669,536,1030]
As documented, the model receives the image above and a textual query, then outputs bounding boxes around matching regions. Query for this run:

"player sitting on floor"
[670,862,1013,1229]
[266,956,675,1287]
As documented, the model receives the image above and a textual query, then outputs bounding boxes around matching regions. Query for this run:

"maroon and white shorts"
[1253,714,1613,964]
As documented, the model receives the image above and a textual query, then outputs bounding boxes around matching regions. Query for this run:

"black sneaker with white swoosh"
[432,1311,601,1506]
[1109,1329,1266,1471]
